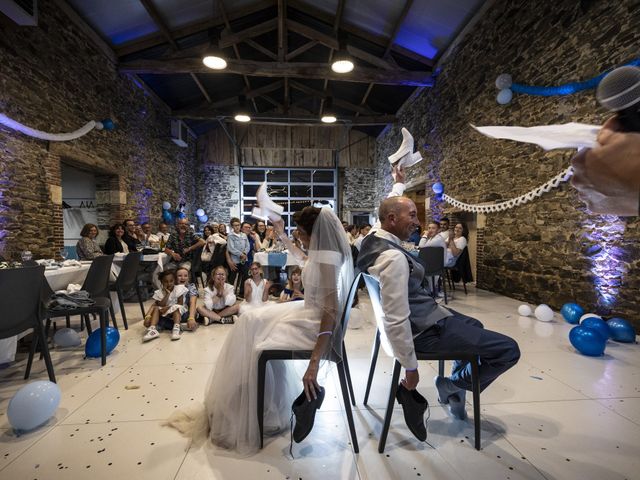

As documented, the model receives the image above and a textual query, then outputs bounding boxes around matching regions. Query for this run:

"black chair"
[257,273,361,452]
[0,266,56,383]
[445,247,472,295]
[190,246,205,288]
[41,255,114,367]
[419,246,448,304]
[361,273,481,453]
[110,252,145,330]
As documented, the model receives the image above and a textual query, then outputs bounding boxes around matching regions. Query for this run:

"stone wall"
[196,164,241,226]
[375,0,640,326]
[0,3,197,259]
[340,168,376,222]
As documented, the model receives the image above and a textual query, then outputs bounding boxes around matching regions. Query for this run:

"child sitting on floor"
[279,266,304,302]
[143,270,187,342]
[239,262,272,314]
[197,266,240,325]
[176,266,198,331]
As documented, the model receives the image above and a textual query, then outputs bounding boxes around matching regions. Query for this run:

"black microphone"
[596,65,640,132]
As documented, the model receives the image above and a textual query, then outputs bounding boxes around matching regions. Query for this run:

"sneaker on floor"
[142,328,159,342]
[171,324,181,341]
[221,316,235,324]
[202,316,211,326]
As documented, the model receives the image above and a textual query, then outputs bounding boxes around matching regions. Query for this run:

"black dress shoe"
[291,386,325,443]
[395,384,428,441]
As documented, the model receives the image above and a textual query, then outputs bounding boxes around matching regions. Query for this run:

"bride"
[169,206,353,456]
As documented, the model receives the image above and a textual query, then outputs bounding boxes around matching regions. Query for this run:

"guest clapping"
[197,267,240,325]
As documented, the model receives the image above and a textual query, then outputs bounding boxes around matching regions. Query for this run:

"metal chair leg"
[363,330,381,405]
[379,360,402,453]
[337,360,359,453]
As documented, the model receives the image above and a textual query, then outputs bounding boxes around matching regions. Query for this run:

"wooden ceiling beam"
[218,18,278,48]
[319,0,344,115]
[177,111,396,125]
[245,39,278,60]
[277,0,286,62]
[260,94,284,109]
[288,0,434,67]
[119,58,434,86]
[115,0,273,57]
[289,80,375,115]
[139,0,211,102]
[286,40,318,60]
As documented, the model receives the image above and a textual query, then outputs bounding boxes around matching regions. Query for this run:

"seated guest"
[226,218,250,296]
[197,266,240,325]
[253,220,267,242]
[176,266,199,332]
[164,218,206,271]
[76,223,103,260]
[439,217,451,242]
[353,224,372,252]
[140,222,160,250]
[201,224,216,276]
[346,224,358,244]
[123,219,141,251]
[242,221,261,264]
[142,270,186,342]
[279,266,304,302]
[104,223,129,254]
[445,222,468,267]
[358,197,519,422]
[156,222,171,249]
[239,262,272,314]
[217,223,228,239]
[419,221,448,296]
[261,225,281,251]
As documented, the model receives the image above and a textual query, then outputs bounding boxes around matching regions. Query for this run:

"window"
[241,167,337,235]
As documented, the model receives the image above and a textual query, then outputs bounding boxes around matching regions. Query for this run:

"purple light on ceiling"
[582,216,627,310]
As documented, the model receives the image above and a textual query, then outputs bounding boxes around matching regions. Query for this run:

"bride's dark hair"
[292,206,321,235]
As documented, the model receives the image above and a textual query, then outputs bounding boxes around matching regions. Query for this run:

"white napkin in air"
[471,122,600,150]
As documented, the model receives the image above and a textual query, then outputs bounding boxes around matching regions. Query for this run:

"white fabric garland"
[442,166,574,213]
[0,113,102,142]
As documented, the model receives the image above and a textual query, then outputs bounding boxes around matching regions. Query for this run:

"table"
[112,252,170,277]
[254,251,303,268]
[45,264,91,291]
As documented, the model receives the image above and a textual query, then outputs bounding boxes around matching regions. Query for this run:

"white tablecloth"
[112,252,170,277]
[254,251,302,267]
[45,264,91,291]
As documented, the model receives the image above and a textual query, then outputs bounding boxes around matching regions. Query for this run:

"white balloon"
[495,73,513,89]
[534,304,555,322]
[497,88,513,105]
[517,305,532,317]
[579,313,602,323]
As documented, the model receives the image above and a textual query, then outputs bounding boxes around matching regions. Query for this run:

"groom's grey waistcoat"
[357,234,451,335]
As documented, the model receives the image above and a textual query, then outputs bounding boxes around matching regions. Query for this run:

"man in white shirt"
[418,221,447,296]
[438,217,450,243]
[357,197,520,421]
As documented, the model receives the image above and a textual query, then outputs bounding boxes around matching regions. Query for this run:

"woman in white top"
[445,222,468,267]
[239,262,272,314]
[196,266,239,325]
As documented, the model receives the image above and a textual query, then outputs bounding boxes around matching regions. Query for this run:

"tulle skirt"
[205,300,320,455]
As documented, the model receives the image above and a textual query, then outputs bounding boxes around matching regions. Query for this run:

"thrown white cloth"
[471,122,600,150]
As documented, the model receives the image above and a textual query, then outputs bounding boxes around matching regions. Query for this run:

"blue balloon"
[162,210,173,223]
[198,214,208,223]
[560,303,584,324]
[162,201,172,210]
[580,316,610,340]
[196,208,205,217]
[607,318,636,343]
[85,327,120,358]
[53,328,81,347]
[569,325,606,356]
[177,212,186,219]
[101,118,115,131]
[8,381,61,432]
[432,182,444,195]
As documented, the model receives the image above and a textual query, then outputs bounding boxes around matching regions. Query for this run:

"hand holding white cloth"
[472,122,600,150]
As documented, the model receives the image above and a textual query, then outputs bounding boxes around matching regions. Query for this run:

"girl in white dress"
[239,262,272,314]
[168,206,353,456]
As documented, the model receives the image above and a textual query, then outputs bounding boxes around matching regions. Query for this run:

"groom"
[357,196,520,421]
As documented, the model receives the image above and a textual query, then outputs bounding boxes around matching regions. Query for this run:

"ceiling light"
[331,39,353,73]
[203,54,227,70]
[321,97,337,123]
[234,95,251,122]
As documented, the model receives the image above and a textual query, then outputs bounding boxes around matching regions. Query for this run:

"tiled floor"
[0,286,638,480]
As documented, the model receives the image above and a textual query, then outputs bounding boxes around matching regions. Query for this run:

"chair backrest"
[338,272,362,333]
[190,246,203,272]
[0,265,45,338]
[65,245,79,260]
[419,246,445,276]
[451,247,473,282]
[115,252,142,290]
[82,254,114,297]
[361,274,385,326]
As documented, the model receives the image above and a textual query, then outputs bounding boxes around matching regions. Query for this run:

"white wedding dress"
[167,208,353,457]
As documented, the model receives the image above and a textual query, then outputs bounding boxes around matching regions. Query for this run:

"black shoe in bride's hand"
[291,385,325,443]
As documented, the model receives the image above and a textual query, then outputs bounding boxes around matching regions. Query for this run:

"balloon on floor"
[517,304,532,316]
[53,328,81,347]
[606,318,636,343]
[560,303,584,324]
[534,304,554,322]
[85,327,120,358]
[569,325,607,357]
[580,316,610,341]
[7,381,61,432]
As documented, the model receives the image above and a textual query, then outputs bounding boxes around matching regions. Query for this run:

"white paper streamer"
[0,113,100,141]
